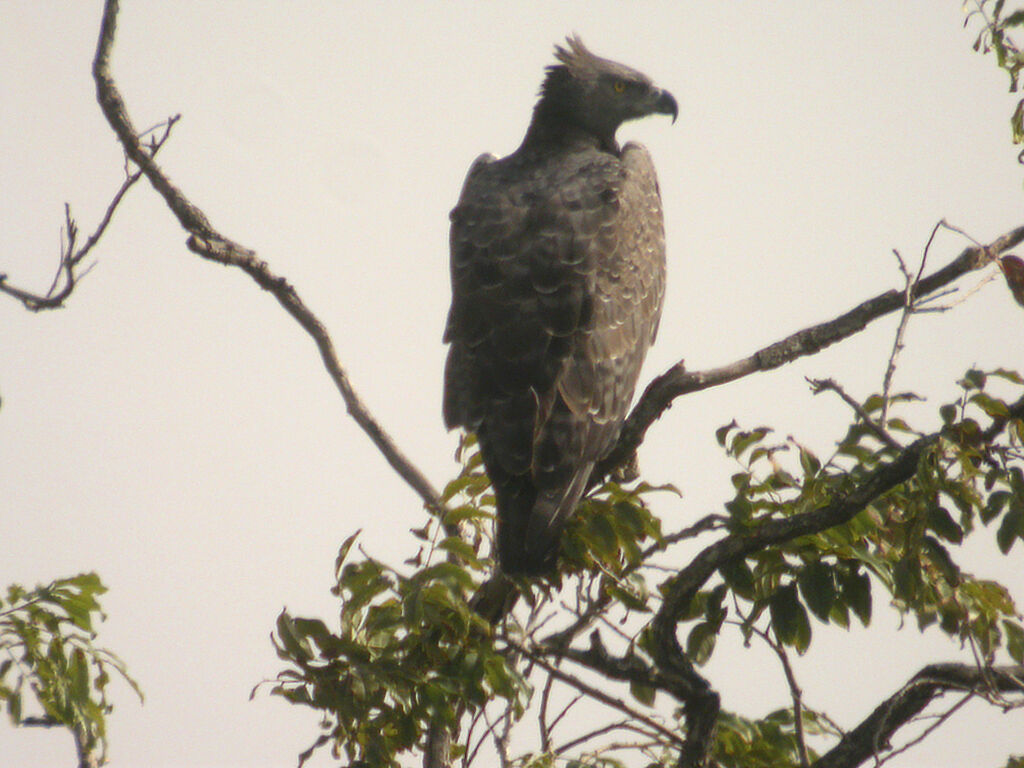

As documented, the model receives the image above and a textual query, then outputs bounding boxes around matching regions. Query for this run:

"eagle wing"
[443,143,666,572]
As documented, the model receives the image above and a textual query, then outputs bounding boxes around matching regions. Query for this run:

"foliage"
[0,573,141,766]
[711,370,1024,662]
[267,371,1024,767]
[969,1,1024,150]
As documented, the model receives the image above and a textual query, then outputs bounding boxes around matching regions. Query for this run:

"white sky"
[2,2,1023,767]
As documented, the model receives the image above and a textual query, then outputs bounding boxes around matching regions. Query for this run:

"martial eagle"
[443,36,675,575]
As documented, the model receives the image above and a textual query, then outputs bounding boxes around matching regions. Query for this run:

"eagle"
[443,36,675,575]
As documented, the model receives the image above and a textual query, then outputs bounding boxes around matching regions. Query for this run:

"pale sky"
[2,3,1023,767]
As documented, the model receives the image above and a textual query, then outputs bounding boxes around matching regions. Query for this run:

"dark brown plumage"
[443,36,674,575]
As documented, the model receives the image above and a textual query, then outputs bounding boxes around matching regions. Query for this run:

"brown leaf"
[999,255,1024,308]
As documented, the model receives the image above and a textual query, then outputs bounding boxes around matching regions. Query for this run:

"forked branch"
[0,118,177,311]
[90,0,445,516]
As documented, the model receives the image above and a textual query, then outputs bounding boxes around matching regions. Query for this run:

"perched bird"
[443,36,675,575]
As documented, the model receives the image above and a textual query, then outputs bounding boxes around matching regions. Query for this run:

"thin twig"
[538,670,556,752]
[808,377,902,451]
[0,116,177,312]
[873,692,973,768]
[546,691,586,740]
[551,718,632,754]
[749,621,810,768]
[881,221,946,424]
[506,638,686,749]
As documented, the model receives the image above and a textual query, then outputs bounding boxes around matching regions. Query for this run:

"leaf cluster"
[266,525,527,767]
[711,708,834,768]
[0,573,141,764]
[968,1,1024,149]
[698,371,1024,665]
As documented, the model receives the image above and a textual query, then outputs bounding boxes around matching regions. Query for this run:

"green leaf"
[798,446,821,478]
[961,369,987,390]
[983,490,1011,525]
[996,507,1024,554]
[274,611,311,662]
[1004,620,1024,663]
[797,561,836,622]
[989,367,1024,384]
[921,537,960,585]
[926,506,964,544]
[686,621,718,666]
[437,536,481,567]
[720,559,755,601]
[715,420,739,447]
[939,404,958,424]
[629,680,657,706]
[892,558,920,602]
[769,584,811,652]
[730,427,772,459]
[841,569,872,627]
[442,505,489,526]
[70,648,90,703]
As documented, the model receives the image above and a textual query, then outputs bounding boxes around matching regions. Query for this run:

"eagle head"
[534,35,677,150]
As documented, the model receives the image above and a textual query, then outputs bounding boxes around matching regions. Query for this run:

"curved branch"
[90,0,444,515]
[815,663,1024,768]
[598,222,1024,479]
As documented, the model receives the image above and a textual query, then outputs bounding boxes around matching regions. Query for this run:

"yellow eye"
[613,80,626,94]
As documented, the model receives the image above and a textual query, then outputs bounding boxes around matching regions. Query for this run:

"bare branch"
[873,692,973,768]
[546,691,585,743]
[89,0,445,516]
[0,117,177,311]
[506,637,686,750]
[815,664,1024,768]
[880,220,949,423]
[551,718,632,755]
[597,221,1024,481]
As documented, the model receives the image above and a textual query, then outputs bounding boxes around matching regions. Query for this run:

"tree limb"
[814,663,1024,768]
[597,221,1024,480]
[90,0,445,517]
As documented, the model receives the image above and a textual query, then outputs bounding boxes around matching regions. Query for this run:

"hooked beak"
[654,88,678,124]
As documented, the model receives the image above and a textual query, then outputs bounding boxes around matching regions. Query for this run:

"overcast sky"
[2,3,1023,767]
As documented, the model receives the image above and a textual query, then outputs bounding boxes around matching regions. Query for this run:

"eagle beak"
[654,88,678,124]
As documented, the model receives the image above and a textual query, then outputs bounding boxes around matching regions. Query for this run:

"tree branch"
[645,391,1024,767]
[597,221,1024,480]
[89,0,445,517]
[507,637,686,751]
[814,663,1024,768]
[0,118,177,311]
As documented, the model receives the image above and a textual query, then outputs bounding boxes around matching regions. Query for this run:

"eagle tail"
[495,463,593,576]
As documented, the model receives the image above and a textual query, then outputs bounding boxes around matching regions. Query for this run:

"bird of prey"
[443,36,675,575]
